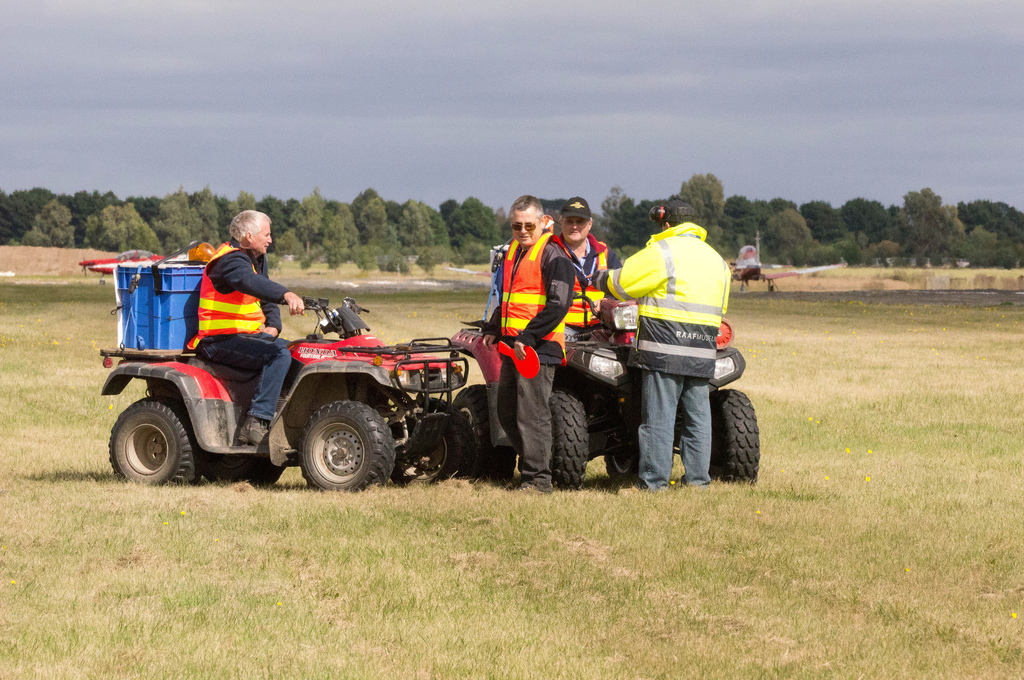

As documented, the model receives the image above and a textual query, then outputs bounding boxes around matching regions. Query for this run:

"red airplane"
[732,233,846,291]
[79,250,161,283]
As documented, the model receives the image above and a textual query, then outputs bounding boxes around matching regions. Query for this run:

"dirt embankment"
[0,246,117,276]
[742,289,1024,306]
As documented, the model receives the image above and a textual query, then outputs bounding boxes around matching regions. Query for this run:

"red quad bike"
[101,297,473,490]
[451,298,759,488]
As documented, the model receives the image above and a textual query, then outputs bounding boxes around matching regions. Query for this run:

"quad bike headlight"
[395,365,467,392]
[611,304,638,331]
[589,354,626,380]
[713,355,737,381]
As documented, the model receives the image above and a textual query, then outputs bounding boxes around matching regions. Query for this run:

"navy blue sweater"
[205,239,288,332]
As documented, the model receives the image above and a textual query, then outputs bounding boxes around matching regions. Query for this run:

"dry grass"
[0,246,118,277]
[0,282,1022,678]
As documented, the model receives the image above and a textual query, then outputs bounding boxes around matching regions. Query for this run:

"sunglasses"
[511,223,538,233]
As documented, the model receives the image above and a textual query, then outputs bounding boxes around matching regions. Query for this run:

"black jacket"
[482,238,574,364]
[205,239,289,332]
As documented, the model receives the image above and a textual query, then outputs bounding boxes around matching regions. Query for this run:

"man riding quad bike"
[452,296,759,487]
[102,297,473,490]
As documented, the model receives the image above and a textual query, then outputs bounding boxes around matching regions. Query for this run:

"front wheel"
[550,389,589,489]
[109,398,198,485]
[709,389,760,482]
[391,408,474,484]
[300,400,396,491]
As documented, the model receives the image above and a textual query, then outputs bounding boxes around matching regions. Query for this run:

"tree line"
[2,177,1022,270]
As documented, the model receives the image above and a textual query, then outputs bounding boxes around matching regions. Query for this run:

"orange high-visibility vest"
[186,243,265,349]
[500,232,566,356]
[563,239,610,327]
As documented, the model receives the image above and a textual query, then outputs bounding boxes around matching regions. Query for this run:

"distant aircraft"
[79,250,161,283]
[732,232,846,291]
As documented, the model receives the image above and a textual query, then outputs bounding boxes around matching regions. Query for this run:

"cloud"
[1,0,1023,208]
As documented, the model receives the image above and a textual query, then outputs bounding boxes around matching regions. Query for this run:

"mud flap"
[404,412,450,459]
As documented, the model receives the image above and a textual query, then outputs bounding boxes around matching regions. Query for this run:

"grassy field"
[0,281,1022,678]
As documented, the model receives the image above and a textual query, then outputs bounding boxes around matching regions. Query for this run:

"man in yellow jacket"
[592,200,731,490]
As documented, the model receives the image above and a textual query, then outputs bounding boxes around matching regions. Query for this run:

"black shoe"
[514,482,553,494]
[240,416,269,445]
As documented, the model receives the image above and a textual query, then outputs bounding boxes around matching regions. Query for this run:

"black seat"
[186,357,260,383]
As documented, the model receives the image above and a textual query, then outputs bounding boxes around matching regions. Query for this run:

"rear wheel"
[109,398,198,485]
[709,389,760,482]
[201,454,285,487]
[300,400,395,491]
[453,384,516,481]
[550,389,589,489]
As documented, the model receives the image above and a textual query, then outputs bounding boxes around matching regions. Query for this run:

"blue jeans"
[637,370,711,490]
[198,332,292,421]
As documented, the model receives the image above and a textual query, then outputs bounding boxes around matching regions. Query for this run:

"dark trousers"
[197,332,292,421]
[496,357,557,489]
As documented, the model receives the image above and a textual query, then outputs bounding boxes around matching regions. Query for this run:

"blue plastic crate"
[116,264,204,351]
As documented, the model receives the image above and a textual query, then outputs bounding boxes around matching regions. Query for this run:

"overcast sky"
[2,0,1022,213]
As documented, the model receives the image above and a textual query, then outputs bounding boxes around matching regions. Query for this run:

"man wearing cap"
[592,200,730,490]
[481,195,575,493]
[187,210,306,445]
[555,197,622,332]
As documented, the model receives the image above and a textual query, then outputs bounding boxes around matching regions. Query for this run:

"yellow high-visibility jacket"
[594,223,730,377]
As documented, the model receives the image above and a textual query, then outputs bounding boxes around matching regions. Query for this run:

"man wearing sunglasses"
[481,195,574,493]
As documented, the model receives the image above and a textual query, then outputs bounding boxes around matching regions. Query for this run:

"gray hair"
[229,210,270,241]
[509,195,544,220]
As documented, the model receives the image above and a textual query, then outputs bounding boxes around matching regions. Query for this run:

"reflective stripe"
[640,297,724,316]
[503,316,565,333]
[657,240,676,296]
[198,297,263,315]
[609,269,629,300]
[529,233,553,260]
[720,260,730,311]
[198,319,263,332]
[636,340,717,359]
[502,292,547,305]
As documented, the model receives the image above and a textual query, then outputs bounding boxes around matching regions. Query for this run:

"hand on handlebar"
[283,292,305,316]
[481,334,497,347]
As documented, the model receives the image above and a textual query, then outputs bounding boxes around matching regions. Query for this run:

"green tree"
[227,190,257,215]
[353,244,379,272]
[957,200,1024,243]
[397,200,436,249]
[65,190,121,247]
[84,203,160,253]
[359,195,398,248]
[27,199,75,248]
[721,195,769,253]
[800,201,847,244]
[152,187,202,252]
[447,197,498,251]
[596,186,626,242]
[126,196,162,226]
[677,173,725,246]
[0,188,56,244]
[763,208,811,263]
[322,203,357,268]
[256,195,287,230]
[273,230,302,258]
[293,188,326,254]
[900,188,963,262]
[416,247,440,275]
[840,198,896,246]
[191,186,222,244]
